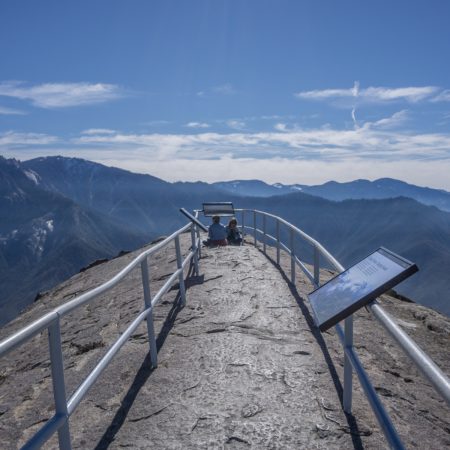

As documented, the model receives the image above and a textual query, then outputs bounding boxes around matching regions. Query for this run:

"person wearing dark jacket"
[226,218,242,246]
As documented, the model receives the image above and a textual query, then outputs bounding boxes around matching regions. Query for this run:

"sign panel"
[203,202,235,217]
[308,248,418,331]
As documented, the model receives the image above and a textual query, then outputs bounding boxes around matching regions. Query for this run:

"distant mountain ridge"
[211,178,450,212]
[1,155,450,325]
[0,157,150,325]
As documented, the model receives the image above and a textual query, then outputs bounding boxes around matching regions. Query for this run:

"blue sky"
[1,0,450,188]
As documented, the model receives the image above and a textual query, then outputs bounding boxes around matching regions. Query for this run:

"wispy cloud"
[274,123,288,132]
[4,125,450,189]
[363,86,438,103]
[185,122,210,129]
[81,128,117,135]
[431,89,450,102]
[226,119,246,130]
[71,123,450,163]
[197,83,236,98]
[295,83,440,104]
[0,131,58,146]
[0,105,27,115]
[0,81,123,108]
[351,81,360,127]
[367,110,409,129]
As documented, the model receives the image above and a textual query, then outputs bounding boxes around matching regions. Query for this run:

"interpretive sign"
[308,248,418,331]
[202,202,235,217]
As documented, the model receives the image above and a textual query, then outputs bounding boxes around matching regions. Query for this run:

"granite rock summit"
[0,234,449,449]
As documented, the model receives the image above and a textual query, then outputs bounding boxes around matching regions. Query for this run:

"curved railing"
[0,222,200,450]
[234,208,450,450]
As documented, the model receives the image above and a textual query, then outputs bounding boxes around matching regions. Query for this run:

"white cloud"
[0,81,122,108]
[185,122,210,129]
[363,86,438,103]
[226,120,246,130]
[4,123,450,189]
[295,84,440,104]
[431,89,450,102]
[0,105,27,115]
[81,128,117,135]
[0,131,58,146]
[351,81,360,127]
[70,125,450,164]
[296,87,355,100]
[367,110,409,129]
[274,123,288,132]
[351,108,358,127]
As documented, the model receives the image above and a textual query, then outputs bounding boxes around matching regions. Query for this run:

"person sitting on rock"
[203,215,228,246]
[226,218,243,246]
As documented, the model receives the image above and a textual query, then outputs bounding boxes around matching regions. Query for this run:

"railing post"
[196,224,202,259]
[241,210,245,238]
[276,219,280,265]
[48,319,71,450]
[190,225,199,276]
[140,258,158,368]
[314,246,320,287]
[175,236,187,306]
[290,228,295,284]
[343,316,354,413]
[253,210,257,247]
[263,214,267,254]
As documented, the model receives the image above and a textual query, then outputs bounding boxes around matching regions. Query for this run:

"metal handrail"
[0,221,200,450]
[236,208,450,450]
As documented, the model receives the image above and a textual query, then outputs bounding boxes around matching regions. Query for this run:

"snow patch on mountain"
[24,170,40,185]
[26,221,51,259]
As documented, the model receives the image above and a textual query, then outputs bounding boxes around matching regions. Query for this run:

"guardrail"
[236,208,450,450]
[0,222,200,450]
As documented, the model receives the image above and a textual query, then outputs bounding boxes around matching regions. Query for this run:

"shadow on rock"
[94,265,203,449]
[261,249,365,450]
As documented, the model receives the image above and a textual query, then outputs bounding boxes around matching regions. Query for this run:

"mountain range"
[1,155,450,325]
[209,178,450,212]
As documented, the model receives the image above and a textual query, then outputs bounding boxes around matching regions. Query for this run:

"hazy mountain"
[0,157,149,325]
[213,178,450,212]
[301,178,450,211]
[23,157,230,235]
[2,155,450,324]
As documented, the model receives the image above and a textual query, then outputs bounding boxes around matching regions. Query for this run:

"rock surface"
[0,233,449,449]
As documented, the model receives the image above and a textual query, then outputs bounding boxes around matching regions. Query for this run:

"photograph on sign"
[308,248,418,331]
